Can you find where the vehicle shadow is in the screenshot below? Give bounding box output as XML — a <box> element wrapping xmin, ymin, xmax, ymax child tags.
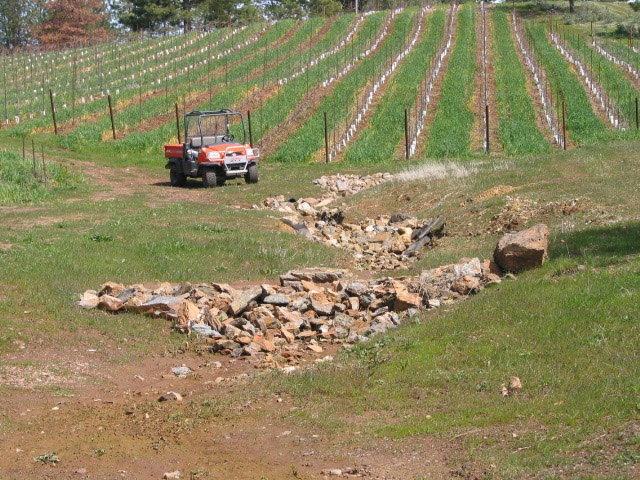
<box><xmin>152</xmin><ymin>179</ymin><xmax>248</xmax><ymax>189</ymax></box>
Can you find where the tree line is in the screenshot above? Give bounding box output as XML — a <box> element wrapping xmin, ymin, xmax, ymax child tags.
<box><xmin>0</xmin><ymin>0</ymin><xmax>422</xmax><ymax>50</ymax></box>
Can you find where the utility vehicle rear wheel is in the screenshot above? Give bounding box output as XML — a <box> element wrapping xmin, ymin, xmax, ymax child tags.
<box><xmin>202</xmin><ymin>169</ymin><xmax>217</xmax><ymax>188</ymax></box>
<box><xmin>170</xmin><ymin>168</ymin><xmax>187</xmax><ymax>187</ymax></box>
<box><xmin>245</xmin><ymin>164</ymin><xmax>259</xmax><ymax>184</ymax></box>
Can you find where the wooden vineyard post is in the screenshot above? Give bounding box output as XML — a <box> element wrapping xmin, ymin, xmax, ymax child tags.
<box><xmin>324</xmin><ymin>112</ymin><xmax>330</xmax><ymax>163</ymax></box>
<box><xmin>485</xmin><ymin>104</ymin><xmax>490</xmax><ymax>153</ymax></box>
<box><xmin>404</xmin><ymin>109</ymin><xmax>410</xmax><ymax>160</ymax></box>
<box><xmin>32</xmin><ymin>139</ymin><xmax>36</xmax><ymax>177</ymax></box>
<box><xmin>562</xmin><ymin>101</ymin><xmax>567</xmax><ymax>150</ymax></box>
<box><xmin>636</xmin><ymin>97</ymin><xmax>639</xmax><ymax>130</ymax></box>
<box><xmin>175</xmin><ymin>103</ymin><xmax>181</xmax><ymax>143</ymax></box>
<box><xmin>41</xmin><ymin>146</ymin><xmax>47</xmax><ymax>183</ymax></box>
<box><xmin>247</xmin><ymin>110</ymin><xmax>253</xmax><ymax>147</ymax></box>
<box><xmin>107</xmin><ymin>95</ymin><xmax>117</xmax><ymax>140</ymax></box>
<box><xmin>49</xmin><ymin>89</ymin><xmax>58</xmax><ymax>135</ymax></box>
<box><xmin>2</xmin><ymin>53</ymin><xmax>7</xmax><ymax>123</ymax></box>
<box><xmin>72</xmin><ymin>55</ymin><xmax>77</xmax><ymax>125</ymax></box>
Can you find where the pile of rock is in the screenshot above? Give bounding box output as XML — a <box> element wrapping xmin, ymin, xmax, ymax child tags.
<box><xmin>255</xmin><ymin>173</ymin><xmax>440</xmax><ymax>271</ymax></box>
<box><xmin>312</xmin><ymin>172</ymin><xmax>394</xmax><ymax>195</ymax></box>
<box><xmin>253</xmin><ymin>173</ymin><xmax>393</xmax><ymax>214</ymax></box>
<box><xmin>281</xmin><ymin>212</ymin><xmax>443</xmax><ymax>271</ymax></box>
<box><xmin>77</xmin><ymin>259</ymin><xmax>501</xmax><ymax>369</ymax></box>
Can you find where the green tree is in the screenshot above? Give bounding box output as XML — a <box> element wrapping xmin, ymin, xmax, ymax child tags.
<box><xmin>111</xmin><ymin>0</ymin><xmax>180</xmax><ymax>32</ymax></box>
<box><xmin>199</xmin><ymin>0</ymin><xmax>263</xmax><ymax>26</ymax></box>
<box><xmin>264</xmin><ymin>0</ymin><xmax>307</xmax><ymax>20</ymax></box>
<box><xmin>199</xmin><ymin>0</ymin><xmax>236</xmax><ymax>26</ymax></box>
<box><xmin>309</xmin><ymin>0</ymin><xmax>342</xmax><ymax>16</ymax></box>
<box><xmin>0</xmin><ymin>0</ymin><xmax>46</xmax><ymax>48</ymax></box>
<box><xmin>111</xmin><ymin>0</ymin><xmax>205</xmax><ymax>33</ymax></box>
<box><xmin>236</xmin><ymin>1</ymin><xmax>262</xmax><ymax>24</ymax></box>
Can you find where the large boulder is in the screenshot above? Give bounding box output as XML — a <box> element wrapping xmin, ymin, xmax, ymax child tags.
<box><xmin>494</xmin><ymin>224</ymin><xmax>549</xmax><ymax>272</ymax></box>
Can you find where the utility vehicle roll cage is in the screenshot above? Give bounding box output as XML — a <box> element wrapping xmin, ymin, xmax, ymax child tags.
<box><xmin>184</xmin><ymin>109</ymin><xmax>247</xmax><ymax>148</ymax></box>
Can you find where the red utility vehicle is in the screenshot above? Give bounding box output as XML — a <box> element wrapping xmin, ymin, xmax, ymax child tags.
<box><xmin>164</xmin><ymin>109</ymin><xmax>259</xmax><ymax>187</ymax></box>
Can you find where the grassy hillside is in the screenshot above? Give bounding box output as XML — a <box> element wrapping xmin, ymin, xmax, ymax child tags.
<box><xmin>0</xmin><ymin>3</ymin><xmax>639</xmax><ymax>478</ymax></box>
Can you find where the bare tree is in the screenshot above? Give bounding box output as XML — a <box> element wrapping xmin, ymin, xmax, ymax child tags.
<box><xmin>34</xmin><ymin>0</ymin><xmax>111</xmax><ymax>47</ymax></box>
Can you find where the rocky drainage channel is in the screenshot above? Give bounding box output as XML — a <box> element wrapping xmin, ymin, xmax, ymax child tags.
<box><xmin>77</xmin><ymin>223</ymin><xmax>548</xmax><ymax>370</ymax></box>
<box><xmin>252</xmin><ymin>173</ymin><xmax>442</xmax><ymax>271</ymax></box>
<box><xmin>78</xmin><ymin>258</ymin><xmax>503</xmax><ymax>370</ymax></box>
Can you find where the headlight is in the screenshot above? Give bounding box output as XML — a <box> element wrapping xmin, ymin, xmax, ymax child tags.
<box><xmin>206</xmin><ymin>151</ymin><xmax>222</xmax><ymax>159</ymax></box>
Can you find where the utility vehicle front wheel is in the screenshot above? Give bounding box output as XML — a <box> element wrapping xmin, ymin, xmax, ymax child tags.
<box><xmin>245</xmin><ymin>164</ymin><xmax>259</xmax><ymax>184</ymax></box>
<box><xmin>202</xmin><ymin>169</ymin><xmax>217</xmax><ymax>188</ymax></box>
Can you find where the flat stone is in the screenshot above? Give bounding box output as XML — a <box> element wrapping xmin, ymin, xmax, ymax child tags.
<box><xmin>280</xmin><ymin>326</ymin><xmax>295</xmax><ymax>344</ymax></box>
<box><xmin>452</xmin><ymin>275</ymin><xmax>482</xmax><ymax>295</ymax></box>
<box><xmin>229</xmin><ymin>285</ymin><xmax>263</xmax><ymax>316</ymax></box>
<box><xmin>76</xmin><ymin>290</ymin><xmax>99</xmax><ymax>309</ymax></box>
<box><xmin>97</xmin><ymin>295</ymin><xmax>124</xmax><ymax>312</ymax></box>
<box><xmin>99</xmin><ymin>281</ymin><xmax>125</xmax><ymax>297</ymax></box>
<box><xmin>311</xmin><ymin>299</ymin><xmax>334</xmax><ymax>316</ymax></box>
<box><xmin>333</xmin><ymin>312</ymin><xmax>355</xmax><ymax>328</ymax></box>
<box><xmin>280</xmin><ymin>268</ymin><xmax>348</xmax><ymax>284</ymax></box>
<box><xmin>261</xmin><ymin>284</ymin><xmax>278</xmax><ymax>296</ymax></box>
<box><xmin>262</xmin><ymin>294</ymin><xmax>291</xmax><ymax>306</ymax></box>
<box><xmin>138</xmin><ymin>295</ymin><xmax>183</xmax><ymax>312</ymax></box>
<box><xmin>453</xmin><ymin>257</ymin><xmax>483</xmax><ymax>277</ymax></box>
<box><xmin>392</xmin><ymin>281</ymin><xmax>423</xmax><ymax>311</ymax></box>
<box><xmin>275</xmin><ymin>306</ymin><xmax>304</xmax><ymax>325</ymax></box>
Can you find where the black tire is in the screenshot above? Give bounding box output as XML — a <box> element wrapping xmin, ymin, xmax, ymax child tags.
<box><xmin>170</xmin><ymin>167</ymin><xmax>187</xmax><ymax>187</ymax></box>
<box><xmin>245</xmin><ymin>164</ymin><xmax>259</xmax><ymax>184</ymax></box>
<box><xmin>216</xmin><ymin>174</ymin><xmax>227</xmax><ymax>186</ymax></box>
<box><xmin>202</xmin><ymin>169</ymin><xmax>217</xmax><ymax>188</ymax></box>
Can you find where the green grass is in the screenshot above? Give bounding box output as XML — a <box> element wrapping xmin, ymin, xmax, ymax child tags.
<box><xmin>526</xmin><ymin>21</ymin><xmax>611</xmax><ymax>145</ymax></box>
<box><xmin>0</xmin><ymin>149</ymin><xmax>81</xmax><ymax>205</ymax></box>
<box><xmin>493</xmin><ymin>7</ymin><xmax>551</xmax><ymax>155</ymax></box>
<box><xmin>263</xmin><ymin>138</ymin><xmax>640</xmax><ymax>478</ymax></box>
<box><xmin>343</xmin><ymin>7</ymin><xmax>447</xmax><ymax>164</ymax></box>
<box><xmin>273</xmin><ymin>227</ymin><xmax>640</xmax><ymax>477</ymax></box>
<box><xmin>559</xmin><ymin>27</ymin><xmax>640</xmax><ymax>132</ymax></box>
<box><xmin>425</xmin><ymin>3</ymin><xmax>477</xmax><ymax>158</ymax></box>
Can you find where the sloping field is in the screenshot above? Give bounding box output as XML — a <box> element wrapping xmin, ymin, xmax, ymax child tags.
<box><xmin>2</xmin><ymin>3</ymin><xmax>640</xmax><ymax>162</ymax></box>
<box><xmin>0</xmin><ymin>4</ymin><xmax>639</xmax><ymax>479</ymax></box>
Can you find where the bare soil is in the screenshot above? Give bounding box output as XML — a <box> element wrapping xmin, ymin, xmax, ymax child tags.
<box><xmin>0</xmin><ymin>162</ymin><xmax>463</xmax><ymax>480</ymax></box>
